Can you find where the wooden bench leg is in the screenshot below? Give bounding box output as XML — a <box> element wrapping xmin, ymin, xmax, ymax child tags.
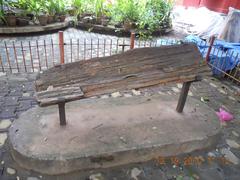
<box><xmin>176</xmin><ymin>81</ymin><xmax>192</xmax><ymax>113</ymax></box>
<box><xmin>58</xmin><ymin>102</ymin><xmax>66</xmax><ymax>126</ymax></box>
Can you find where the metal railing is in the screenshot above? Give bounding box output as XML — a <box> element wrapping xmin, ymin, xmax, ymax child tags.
<box><xmin>0</xmin><ymin>32</ymin><xmax>163</xmax><ymax>73</ymax></box>
<box><xmin>0</xmin><ymin>32</ymin><xmax>239</xmax><ymax>85</ymax></box>
<box><xmin>191</xmin><ymin>36</ymin><xmax>240</xmax><ymax>85</ymax></box>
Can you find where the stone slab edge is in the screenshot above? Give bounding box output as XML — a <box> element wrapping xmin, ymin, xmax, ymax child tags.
<box><xmin>8</xmin><ymin>121</ymin><xmax>221</xmax><ymax>175</ymax></box>
<box><xmin>0</xmin><ymin>21</ymin><xmax>70</xmax><ymax>34</ymax></box>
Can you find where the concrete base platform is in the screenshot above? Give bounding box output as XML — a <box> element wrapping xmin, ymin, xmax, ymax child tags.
<box><xmin>9</xmin><ymin>94</ymin><xmax>221</xmax><ymax>175</ymax></box>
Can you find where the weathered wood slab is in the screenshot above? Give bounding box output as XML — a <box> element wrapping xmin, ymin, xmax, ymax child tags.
<box><xmin>36</xmin><ymin>85</ymin><xmax>84</xmax><ymax>107</ymax></box>
<box><xmin>36</xmin><ymin>43</ymin><xmax>210</xmax><ymax>101</ymax></box>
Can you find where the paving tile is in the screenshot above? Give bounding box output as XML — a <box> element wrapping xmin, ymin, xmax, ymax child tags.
<box><xmin>3</xmin><ymin>97</ymin><xmax>19</xmax><ymax>106</ymax></box>
<box><xmin>0</xmin><ymin>119</ymin><xmax>12</xmax><ymax>130</ymax></box>
<box><xmin>0</xmin><ymin>106</ymin><xmax>17</xmax><ymax>119</ymax></box>
<box><xmin>8</xmin><ymin>90</ymin><xmax>23</xmax><ymax>97</ymax></box>
<box><xmin>16</xmin><ymin>101</ymin><xmax>32</xmax><ymax>112</ymax></box>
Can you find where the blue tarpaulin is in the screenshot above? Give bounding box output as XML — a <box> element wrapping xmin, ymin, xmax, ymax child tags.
<box><xmin>185</xmin><ymin>35</ymin><xmax>240</xmax><ymax>75</ymax></box>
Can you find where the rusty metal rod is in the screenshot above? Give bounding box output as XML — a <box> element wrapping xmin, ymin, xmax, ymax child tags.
<box><xmin>20</xmin><ymin>41</ymin><xmax>27</xmax><ymax>72</ymax></box>
<box><xmin>36</xmin><ymin>40</ymin><xmax>42</xmax><ymax>71</ymax></box>
<box><xmin>58</xmin><ymin>102</ymin><xmax>66</xmax><ymax>126</ymax></box>
<box><xmin>0</xmin><ymin>55</ymin><xmax>4</xmax><ymax>72</ymax></box>
<box><xmin>176</xmin><ymin>81</ymin><xmax>192</xmax><ymax>113</ymax></box>
<box><xmin>13</xmin><ymin>42</ymin><xmax>20</xmax><ymax>72</ymax></box>
<box><xmin>130</xmin><ymin>32</ymin><xmax>135</xmax><ymax>49</ymax></box>
<box><xmin>59</xmin><ymin>31</ymin><xmax>65</xmax><ymax>64</ymax></box>
<box><xmin>28</xmin><ymin>41</ymin><xmax>34</xmax><ymax>72</ymax></box>
<box><xmin>44</xmin><ymin>40</ymin><xmax>48</xmax><ymax>69</ymax></box>
<box><xmin>4</xmin><ymin>42</ymin><xmax>12</xmax><ymax>73</ymax></box>
<box><xmin>51</xmin><ymin>39</ymin><xmax>55</xmax><ymax>66</ymax></box>
<box><xmin>206</xmin><ymin>36</ymin><xmax>216</xmax><ymax>62</ymax></box>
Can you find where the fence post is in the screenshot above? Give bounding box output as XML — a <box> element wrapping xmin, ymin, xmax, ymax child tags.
<box><xmin>130</xmin><ymin>32</ymin><xmax>135</xmax><ymax>49</ymax></box>
<box><xmin>205</xmin><ymin>36</ymin><xmax>215</xmax><ymax>62</ymax></box>
<box><xmin>59</xmin><ymin>31</ymin><xmax>65</xmax><ymax>64</ymax></box>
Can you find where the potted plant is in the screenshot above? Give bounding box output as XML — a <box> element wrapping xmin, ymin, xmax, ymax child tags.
<box><xmin>110</xmin><ymin>0</ymin><xmax>139</xmax><ymax>30</ymax></box>
<box><xmin>17</xmin><ymin>12</ymin><xmax>30</xmax><ymax>26</ymax></box>
<box><xmin>94</xmin><ymin>0</ymin><xmax>104</xmax><ymax>24</ymax></box>
<box><xmin>46</xmin><ymin>0</ymin><xmax>56</xmax><ymax>24</ymax></box>
<box><xmin>7</xmin><ymin>0</ymin><xmax>31</xmax><ymax>26</ymax></box>
<box><xmin>68</xmin><ymin>7</ymin><xmax>75</xmax><ymax>16</ymax></box>
<box><xmin>28</xmin><ymin>0</ymin><xmax>48</xmax><ymax>26</ymax></box>
<box><xmin>121</xmin><ymin>0</ymin><xmax>139</xmax><ymax>31</ymax></box>
<box><xmin>5</xmin><ymin>11</ymin><xmax>17</xmax><ymax>26</ymax></box>
<box><xmin>38</xmin><ymin>13</ymin><xmax>48</xmax><ymax>25</ymax></box>
<box><xmin>100</xmin><ymin>2</ymin><xmax>112</xmax><ymax>26</ymax></box>
<box><xmin>101</xmin><ymin>17</ymin><xmax>109</xmax><ymax>26</ymax></box>
<box><xmin>0</xmin><ymin>0</ymin><xmax>16</xmax><ymax>26</ymax></box>
<box><xmin>101</xmin><ymin>14</ymin><xmax>110</xmax><ymax>26</ymax></box>
<box><xmin>136</xmin><ymin>0</ymin><xmax>173</xmax><ymax>38</ymax></box>
<box><xmin>0</xmin><ymin>0</ymin><xmax>5</xmax><ymax>26</ymax></box>
<box><xmin>72</xmin><ymin>0</ymin><xmax>83</xmax><ymax>20</ymax></box>
<box><xmin>55</xmin><ymin>0</ymin><xmax>67</xmax><ymax>22</ymax></box>
<box><xmin>0</xmin><ymin>11</ymin><xmax>4</xmax><ymax>26</ymax></box>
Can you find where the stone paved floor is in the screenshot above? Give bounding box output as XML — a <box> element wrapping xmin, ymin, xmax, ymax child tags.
<box><xmin>0</xmin><ymin>72</ymin><xmax>239</xmax><ymax>180</ymax></box>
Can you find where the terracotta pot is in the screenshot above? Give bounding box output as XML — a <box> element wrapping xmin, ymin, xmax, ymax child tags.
<box><xmin>26</xmin><ymin>13</ymin><xmax>34</xmax><ymax>20</ymax></box>
<box><xmin>82</xmin><ymin>16</ymin><xmax>89</xmax><ymax>23</ymax></box>
<box><xmin>114</xmin><ymin>22</ymin><xmax>122</xmax><ymax>28</ymax></box>
<box><xmin>5</xmin><ymin>15</ymin><xmax>17</xmax><ymax>26</ymax></box>
<box><xmin>17</xmin><ymin>17</ymin><xmax>29</xmax><ymax>26</ymax></box>
<box><xmin>47</xmin><ymin>15</ymin><xmax>54</xmax><ymax>24</ymax></box>
<box><xmin>59</xmin><ymin>15</ymin><xmax>66</xmax><ymax>22</ymax></box>
<box><xmin>68</xmin><ymin>9</ymin><xmax>75</xmax><ymax>16</ymax></box>
<box><xmin>95</xmin><ymin>17</ymin><xmax>102</xmax><ymax>24</ymax></box>
<box><xmin>82</xmin><ymin>13</ymin><xmax>93</xmax><ymax>17</ymax></box>
<box><xmin>0</xmin><ymin>19</ymin><xmax>5</xmax><ymax>26</ymax></box>
<box><xmin>38</xmin><ymin>15</ymin><xmax>48</xmax><ymax>26</ymax></box>
<box><xmin>53</xmin><ymin>15</ymin><xmax>59</xmax><ymax>22</ymax></box>
<box><xmin>101</xmin><ymin>18</ymin><xmax>109</xmax><ymax>26</ymax></box>
<box><xmin>123</xmin><ymin>21</ymin><xmax>133</xmax><ymax>31</ymax></box>
<box><xmin>77</xmin><ymin>14</ymin><xmax>82</xmax><ymax>21</ymax></box>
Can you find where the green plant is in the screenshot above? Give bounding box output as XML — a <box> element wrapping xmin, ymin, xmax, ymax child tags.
<box><xmin>110</xmin><ymin>0</ymin><xmax>140</xmax><ymax>24</ymax></box>
<box><xmin>94</xmin><ymin>0</ymin><xmax>104</xmax><ymax>18</ymax></box>
<box><xmin>82</xmin><ymin>0</ymin><xmax>95</xmax><ymax>14</ymax></box>
<box><xmin>28</xmin><ymin>0</ymin><xmax>47</xmax><ymax>16</ymax></box>
<box><xmin>0</xmin><ymin>0</ymin><xmax>174</xmax><ymax>36</ymax></box>
<box><xmin>72</xmin><ymin>0</ymin><xmax>83</xmax><ymax>17</ymax></box>
<box><xmin>55</xmin><ymin>0</ymin><xmax>67</xmax><ymax>15</ymax></box>
<box><xmin>137</xmin><ymin>0</ymin><xmax>173</xmax><ymax>39</ymax></box>
<box><xmin>0</xmin><ymin>0</ymin><xmax>5</xmax><ymax>23</ymax></box>
<box><xmin>46</xmin><ymin>0</ymin><xmax>57</xmax><ymax>16</ymax></box>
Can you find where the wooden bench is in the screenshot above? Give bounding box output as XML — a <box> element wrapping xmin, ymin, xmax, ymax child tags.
<box><xmin>35</xmin><ymin>43</ymin><xmax>210</xmax><ymax>126</ymax></box>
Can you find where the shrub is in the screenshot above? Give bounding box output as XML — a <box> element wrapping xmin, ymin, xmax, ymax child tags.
<box><xmin>138</xmin><ymin>0</ymin><xmax>173</xmax><ymax>38</ymax></box>
<box><xmin>110</xmin><ymin>0</ymin><xmax>140</xmax><ymax>24</ymax></box>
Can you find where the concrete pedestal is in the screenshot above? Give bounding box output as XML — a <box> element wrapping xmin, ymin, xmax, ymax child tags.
<box><xmin>9</xmin><ymin>94</ymin><xmax>221</xmax><ymax>175</ymax></box>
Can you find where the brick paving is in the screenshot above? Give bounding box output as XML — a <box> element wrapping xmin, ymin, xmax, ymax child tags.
<box><xmin>0</xmin><ymin>71</ymin><xmax>239</xmax><ymax>180</ymax></box>
<box><xmin>0</xmin><ymin>74</ymin><xmax>36</xmax><ymax>120</ymax></box>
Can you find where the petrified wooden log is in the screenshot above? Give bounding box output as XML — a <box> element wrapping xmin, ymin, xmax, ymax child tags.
<box><xmin>36</xmin><ymin>43</ymin><xmax>210</xmax><ymax>106</ymax></box>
